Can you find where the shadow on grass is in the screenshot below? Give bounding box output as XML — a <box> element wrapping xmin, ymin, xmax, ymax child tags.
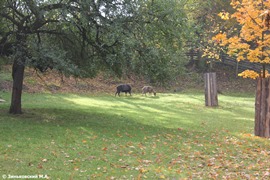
<box><xmin>0</xmin><ymin>93</ymin><xmax>255</xmax><ymax>144</ymax></box>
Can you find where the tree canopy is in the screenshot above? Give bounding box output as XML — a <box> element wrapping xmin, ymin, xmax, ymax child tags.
<box><xmin>0</xmin><ymin>0</ymin><xmax>190</xmax><ymax>113</ymax></box>
<box><xmin>0</xmin><ymin>0</ymin><xmax>190</xmax><ymax>79</ymax></box>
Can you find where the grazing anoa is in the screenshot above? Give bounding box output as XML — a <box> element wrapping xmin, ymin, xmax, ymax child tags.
<box><xmin>142</xmin><ymin>86</ymin><xmax>156</xmax><ymax>96</ymax></box>
<box><xmin>115</xmin><ymin>84</ymin><xmax>132</xmax><ymax>96</ymax></box>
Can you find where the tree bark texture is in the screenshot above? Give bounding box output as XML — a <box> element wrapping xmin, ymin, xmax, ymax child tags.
<box><xmin>9</xmin><ymin>34</ymin><xmax>26</xmax><ymax>114</ymax></box>
<box><xmin>254</xmin><ymin>77</ymin><xmax>270</xmax><ymax>138</ymax></box>
<box><xmin>204</xmin><ymin>72</ymin><xmax>218</xmax><ymax>107</ymax></box>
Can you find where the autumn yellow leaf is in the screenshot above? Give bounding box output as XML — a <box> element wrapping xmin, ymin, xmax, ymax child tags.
<box><xmin>155</xmin><ymin>167</ymin><xmax>162</xmax><ymax>173</ymax></box>
<box><xmin>218</xmin><ymin>12</ymin><xmax>230</xmax><ymax>20</ymax></box>
<box><xmin>139</xmin><ymin>168</ymin><xmax>148</xmax><ymax>173</ymax></box>
<box><xmin>238</xmin><ymin>70</ymin><xmax>259</xmax><ymax>79</ymax></box>
<box><xmin>243</xmin><ymin>133</ymin><xmax>252</xmax><ymax>137</ymax></box>
<box><xmin>212</xmin><ymin>33</ymin><xmax>227</xmax><ymax>44</ymax></box>
<box><xmin>159</xmin><ymin>175</ymin><xmax>166</xmax><ymax>179</ymax></box>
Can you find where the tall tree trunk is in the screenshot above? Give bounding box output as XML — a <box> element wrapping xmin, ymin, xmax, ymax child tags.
<box><xmin>254</xmin><ymin>77</ymin><xmax>270</xmax><ymax>138</ymax></box>
<box><xmin>9</xmin><ymin>34</ymin><xmax>26</xmax><ymax>114</ymax></box>
<box><xmin>9</xmin><ymin>60</ymin><xmax>25</xmax><ymax>114</ymax></box>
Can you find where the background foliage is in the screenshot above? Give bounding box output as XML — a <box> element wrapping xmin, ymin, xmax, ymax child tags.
<box><xmin>0</xmin><ymin>0</ymin><xmax>192</xmax><ymax>84</ymax></box>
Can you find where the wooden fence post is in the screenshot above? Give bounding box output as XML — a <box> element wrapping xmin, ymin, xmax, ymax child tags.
<box><xmin>254</xmin><ymin>77</ymin><xmax>270</xmax><ymax>138</ymax></box>
<box><xmin>204</xmin><ymin>72</ymin><xmax>218</xmax><ymax>106</ymax></box>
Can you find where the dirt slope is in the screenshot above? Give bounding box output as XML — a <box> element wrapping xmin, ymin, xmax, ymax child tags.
<box><xmin>0</xmin><ymin>65</ymin><xmax>257</xmax><ymax>95</ymax></box>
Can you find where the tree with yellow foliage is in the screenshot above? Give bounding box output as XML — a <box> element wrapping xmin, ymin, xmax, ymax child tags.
<box><xmin>214</xmin><ymin>0</ymin><xmax>270</xmax><ymax>138</ymax></box>
<box><xmin>214</xmin><ymin>0</ymin><xmax>270</xmax><ymax>78</ymax></box>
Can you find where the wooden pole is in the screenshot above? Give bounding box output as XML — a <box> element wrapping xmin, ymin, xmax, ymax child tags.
<box><xmin>204</xmin><ymin>72</ymin><xmax>218</xmax><ymax>107</ymax></box>
<box><xmin>236</xmin><ymin>61</ymin><xmax>239</xmax><ymax>77</ymax></box>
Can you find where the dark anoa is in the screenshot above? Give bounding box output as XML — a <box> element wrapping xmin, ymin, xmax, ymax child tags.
<box><xmin>115</xmin><ymin>84</ymin><xmax>132</xmax><ymax>96</ymax></box>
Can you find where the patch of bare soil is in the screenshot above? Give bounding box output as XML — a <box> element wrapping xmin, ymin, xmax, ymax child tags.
<box><xmin>0</xmin><ymin>66</ymin><xmax>163</xmax><ymax>94</ymax></box>
<box><xmin>0</xmin><ymin>65</ymin><xmax>257</xmax><ymax>95</ymax></box>
<box><xmin>215</xmin><ymin>65</ymin><xmax>256</xmax><ymax>94</ymax></box>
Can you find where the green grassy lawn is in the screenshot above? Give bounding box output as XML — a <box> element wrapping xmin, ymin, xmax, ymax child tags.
<box><xmin>0</xmin><ymin>92</ymin><xmax>269</xmax><ymax>179</ymax></box>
